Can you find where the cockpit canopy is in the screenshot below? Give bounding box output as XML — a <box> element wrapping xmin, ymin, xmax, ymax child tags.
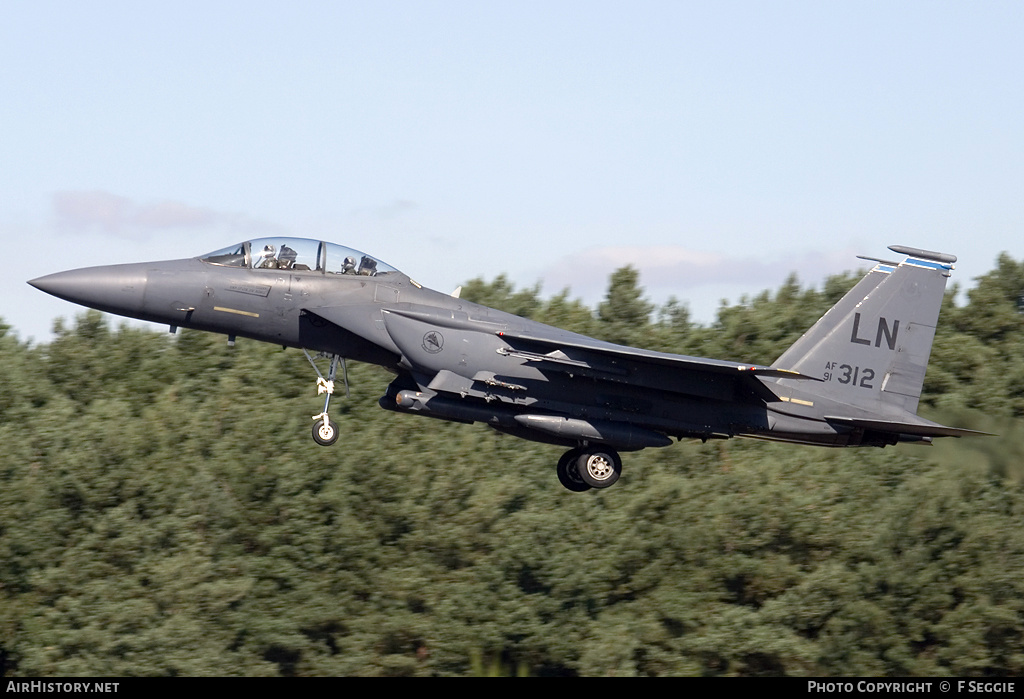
<box><xmin>200</xmin><ymin>237</ymin><xmax>399</xmax><ymax>277</ymax></box>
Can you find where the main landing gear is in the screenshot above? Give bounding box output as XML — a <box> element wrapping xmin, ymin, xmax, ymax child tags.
<box><xmin>303</xmin><ymin>350</ymin><xmax>348</xmax><ymax>446</ymax></box>
<box><xmin>556</xmin><ymin>446</ymin><xmax>623</xmax><ymax>492</ymax></box>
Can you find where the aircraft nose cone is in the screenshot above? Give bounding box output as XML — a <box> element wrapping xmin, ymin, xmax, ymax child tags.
<box><xmin>29</xmin><ymin>269</ymin><xmax>95</xmax><ymax>299</ymax></box>
<box><xmin>28</xmin><ymin>264</ymin><xmax>148</xmax><ymax>315</ymax></box>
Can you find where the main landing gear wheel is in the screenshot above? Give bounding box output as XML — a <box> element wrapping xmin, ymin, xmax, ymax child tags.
<box><xmin>576</xmin><ymin>448</ymin><xmax>622</xmax><ymax>489</ymax></box>
<box><xmin>556</xmin><ymin>448</ymin><xmax>591</xmax><ymax>492</ymax></box>
<box><xmin>312</xmin><ymin>415</ymin><xmax>340</xmax><ymax>446</ymax></box>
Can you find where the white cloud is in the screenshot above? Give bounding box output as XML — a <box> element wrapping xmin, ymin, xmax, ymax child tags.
<box><xmin>51</xmin><ymin>190</ymin><xmax>283</xmax><ymax>240</ymax></box>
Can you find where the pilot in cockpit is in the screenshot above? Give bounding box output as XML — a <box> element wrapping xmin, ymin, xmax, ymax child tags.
<box><xmin>342</xmin><ymin>256</ymin><xmax>357</xmax><ymax>274</ymax></box>
<box><xmin>358</xmin><ymin>256</ymin><xmax>377</xmax><ymax>276</ymax></box>
<box><xmin>278</xmin><ymin>244</ymin><xmax>297</xmax><ymax>269</ymax></box>
<box><xmin>258</xmin><ymin>244</ymin><xmax>277</xmax><ymax>268</ymax></box>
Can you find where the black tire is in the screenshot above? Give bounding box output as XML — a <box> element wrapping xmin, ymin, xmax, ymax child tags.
<box><xmin>576</xmin><ymin>448</ymin><xmax>622</xmax><ymax>489</ymax></box>
<box><xmin>556</xmin><ymin>448</ymin><xmax>590</xmax><ymax>492</ymax></box>
<box><xmin>312</xmin><ymin>417</ymin><xmax>340</xmax><ymax>446</ymax></box>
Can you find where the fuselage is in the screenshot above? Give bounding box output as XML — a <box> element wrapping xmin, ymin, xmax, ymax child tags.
<box><xmin>33</xmin><ymin>235</ymin><xmax>964</xmax><ymax>462</ymax></box>
<box><xmin>30</xmin><ymin>243</ymin><xmax>852</xmax><ymax>450</ymax></box>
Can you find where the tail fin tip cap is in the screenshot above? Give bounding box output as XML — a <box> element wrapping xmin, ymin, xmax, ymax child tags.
<box><xmin>888</xmin><ymin>245</ymin><xmax>957</xmax><ymax>265</ymax></box>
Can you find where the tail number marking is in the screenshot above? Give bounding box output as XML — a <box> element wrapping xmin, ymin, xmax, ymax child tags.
<box><xmin>850</xmin><ymin>313</ymin><xmax>899</xmax><ymax>350</ymax></box>
<box><xmin>824</xmin><ymin>362</ymin><xmax>875</xmax><ymax>389</ymax></box>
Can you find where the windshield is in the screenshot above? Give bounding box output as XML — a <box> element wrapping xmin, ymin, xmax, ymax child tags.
<box><xmin>200</xmin><ymin>237</ymin><xmax>399</xmax><ymax>277</ymax></box>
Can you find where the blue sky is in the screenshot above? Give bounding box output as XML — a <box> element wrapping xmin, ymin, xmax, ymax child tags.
<box><xmin>3</xmin><ymin>1</ymin><xmax>1022</xmax><ymax>344</ymax></box>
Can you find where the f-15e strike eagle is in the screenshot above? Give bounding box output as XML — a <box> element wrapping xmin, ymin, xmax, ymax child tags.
<box><xmin>30</xmin><ymin>239</ymin><xmax>981</xmax><ymax>492</ymax></box>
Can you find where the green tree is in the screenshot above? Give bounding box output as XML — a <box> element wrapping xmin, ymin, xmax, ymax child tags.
<box><xmin>597</xmin><ymin>266</ymin><xmax>654</xmax><ymax>346</ymax></box>
<box><xmin>3</xmin><ymin>253</ymin><xmax>1024</xmax><ymax>677</ymax></box>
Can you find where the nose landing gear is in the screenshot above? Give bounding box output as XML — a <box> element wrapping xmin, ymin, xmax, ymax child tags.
<box><xmin>303</xmin><ymin>350</ymin><xmax>348</xmax><ymax>446</ymax></box>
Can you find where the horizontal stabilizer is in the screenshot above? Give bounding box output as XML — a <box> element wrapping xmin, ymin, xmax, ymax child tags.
<box><xmin>825</xmin><ymin>415</ymin><xmax>993</xmax><ymax>439</ymax></box>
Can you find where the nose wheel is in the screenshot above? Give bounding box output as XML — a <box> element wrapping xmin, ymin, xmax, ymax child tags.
<box><xmin>312</xmin><ymin>415</ymin><xmax>340</xmax><ymax>446</ymax></box>
<box><xmin>303</xmin><ymin>350</ymin><xmax>348</xmax><ymax>447</ymax></box>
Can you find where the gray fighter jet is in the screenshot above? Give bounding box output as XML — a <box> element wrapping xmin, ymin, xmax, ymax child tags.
<box><xmin>29</xmin><ymin>239</ymin><xmax>982</xmax><ymax>491</ymax></box>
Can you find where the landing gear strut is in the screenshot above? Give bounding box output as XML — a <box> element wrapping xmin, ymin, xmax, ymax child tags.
<box><xmin>303</xmin><ymin>350</ymin><xmax>348</xmax><ymax>446</ymax></box>
<box><xmin>556</xmin><ymin>445</ymin><xmax>622</xmax><ymax>491</ymax></box>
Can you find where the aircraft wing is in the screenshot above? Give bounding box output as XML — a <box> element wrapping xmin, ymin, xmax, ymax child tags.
<box><xmin>307</xmin><ymin>302</ymin><xmax>817</xmax><ymax>404</ymax></box>
<box><xmin>494</xmin><ymin>327</ymin><xmax>818</xmax><ymax>402</ymax></box>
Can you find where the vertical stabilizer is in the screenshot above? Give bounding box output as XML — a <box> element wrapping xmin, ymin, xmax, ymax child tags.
<box><xmin>772</xmin><ymin>246</ymin><xmax>955</xmax><ymax>415</ymax></box>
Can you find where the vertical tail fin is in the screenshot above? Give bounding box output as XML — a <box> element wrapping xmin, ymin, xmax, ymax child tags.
<box><xmin>772</xmin><ymin>245</ymin><xmax>955</xmax><ymax>415</ymax></box>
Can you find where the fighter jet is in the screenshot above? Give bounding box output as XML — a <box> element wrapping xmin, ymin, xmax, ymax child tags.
<box><xmin>29</xmin><ymin>238</ymin><xmax>982</xmax><ymax>491</ymax></box>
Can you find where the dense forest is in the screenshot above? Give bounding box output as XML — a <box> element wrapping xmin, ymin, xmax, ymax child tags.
<box><xmin>2</xmin><ymin>254</ymin><xmax>1023</xmax><ymax>677</ymax></box>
